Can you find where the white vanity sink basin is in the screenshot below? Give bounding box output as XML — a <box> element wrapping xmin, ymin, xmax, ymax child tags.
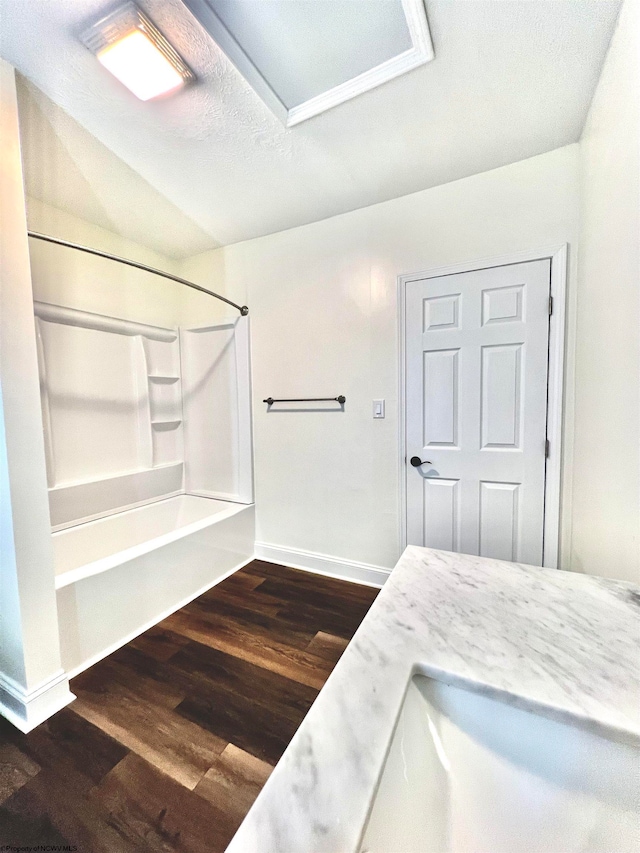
<box><xmin>360</xmin><ymin>675</ymin><xmax>640</xmax><ymax>853</ymax></box>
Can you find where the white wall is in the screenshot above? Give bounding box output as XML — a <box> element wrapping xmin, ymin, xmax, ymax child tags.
<box><xmin>181</xmin><ymin>145</ymin><xmax>580</xmax><ymax>572</ymax></box>
<box><xmin>0</xmin><ymin>59</ymin><xmax>73</xmax><ymax>731</ymax></box>
<box><xmin>26</xmin><ymin>198</ymin><xmax>223</xmax><ymax>330</ymax></box>
<box><xmin>572</xmin><ymin>0</ymin><xmax>639</xmax><ymax>584</ymax></box>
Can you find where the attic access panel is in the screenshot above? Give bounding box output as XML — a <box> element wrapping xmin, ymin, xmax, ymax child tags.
<box><xmin>181</xmin><ymin>0</ymin><xmax>433</xmax><ymax>125</ymax></box>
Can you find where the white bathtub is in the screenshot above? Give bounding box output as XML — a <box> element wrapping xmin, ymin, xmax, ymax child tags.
<box><xmin>54</xmin><ymin>495</ymin><xmax>255</xmax><ymax>676</ymax></box>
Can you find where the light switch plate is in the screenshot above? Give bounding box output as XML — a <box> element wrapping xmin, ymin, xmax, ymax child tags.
<box><xmin>373</xmin><ymin>399</ymin><xmax>385</xmax><ymax>418</ymax></box>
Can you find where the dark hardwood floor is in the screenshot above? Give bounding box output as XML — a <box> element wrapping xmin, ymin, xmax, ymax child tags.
<box><xmin>0</xmin><ymin>560</ymin><xmax>379</xmax><ymax>852</ymax></box>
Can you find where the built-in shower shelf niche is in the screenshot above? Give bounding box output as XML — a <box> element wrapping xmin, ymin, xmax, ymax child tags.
<box><xmin>34</xmin><ymin>301</ymin><xmax>253</xmax><ymax>531</ymax></box>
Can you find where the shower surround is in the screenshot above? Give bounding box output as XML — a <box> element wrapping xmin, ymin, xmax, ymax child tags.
<box><xmin>35</xmin><ymin>299</ymin><xmax>255</xmax><ymax>677</ymax></box>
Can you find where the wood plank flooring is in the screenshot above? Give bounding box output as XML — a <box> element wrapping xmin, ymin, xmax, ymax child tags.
<box><xmin>0</xmin><ymin>560</ymin><xmax>378</xmax><ymax>851</ymax></box>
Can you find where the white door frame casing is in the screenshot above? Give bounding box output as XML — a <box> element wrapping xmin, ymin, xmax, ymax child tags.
<box><xmin>398</xmin><ymin>244</ymin><xmax>568</xmax><ymax>569</ymax></box>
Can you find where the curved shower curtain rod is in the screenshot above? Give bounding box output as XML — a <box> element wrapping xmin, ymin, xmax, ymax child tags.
<box><xmin>27</xmin><ymin>231</ymin><xmax>249</xmax><ymax>316</ymax></box>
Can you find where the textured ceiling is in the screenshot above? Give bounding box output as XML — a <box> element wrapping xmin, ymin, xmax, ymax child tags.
<box><xmin>202</xmin><ymin>0</ymin><xmax>412</xmax><ymax>108</ymax></box>
<box><xmin>0</xmin><ymin>0</ymin><xmax>621</xmax><ymax>255</ymax></box>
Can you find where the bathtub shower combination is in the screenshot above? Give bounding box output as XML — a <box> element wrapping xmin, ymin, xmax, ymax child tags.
<box><xmin>34</xmin><ymin>298</ymin><xmax>255</xmax><ymax>676</ymax></box>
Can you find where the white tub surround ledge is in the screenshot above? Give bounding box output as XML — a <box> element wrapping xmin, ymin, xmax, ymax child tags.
<box><xmin>227</xmin><ymin>546</ymin><xmax>640</xmax><ymax>853</ymax></box>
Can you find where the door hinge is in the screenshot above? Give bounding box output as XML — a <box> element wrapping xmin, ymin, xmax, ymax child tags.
<box><xmin>545</xmin><ymin>439</ymin><xmax>550</xmax><ymax>458</ymax></box>
<box><xmin>548</xmin><ymin>295</ymin><xmax>553</xmax><ymax>316</ymax></box>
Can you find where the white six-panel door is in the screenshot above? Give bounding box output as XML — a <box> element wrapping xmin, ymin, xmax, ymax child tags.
<box><xmin>405</xmin><ymin>260</ymin><xmax>551</xmax><ymax>566</ymax></box>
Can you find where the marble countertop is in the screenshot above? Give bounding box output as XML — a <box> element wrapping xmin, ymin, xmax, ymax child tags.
<box><xmin>227</xmin><ymin>547</ymin><xmax>640</xmax><ymax>853</ymax></box>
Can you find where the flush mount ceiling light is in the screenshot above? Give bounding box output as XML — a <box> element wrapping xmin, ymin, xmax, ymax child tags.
<box><xmin>81</xmin><ymin>2</ymin><xmax>194</xmax><ymax>101</ymax></box>
<box><xmin>180</xmin><ymin>0</ymin><xmax>433</xmax><ymax>126</ymax></box>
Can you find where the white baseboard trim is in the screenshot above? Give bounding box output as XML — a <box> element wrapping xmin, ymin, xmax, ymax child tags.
<box><xmin>0</xmin><ymin>669</ymin><xmax>75</xmax><ymax>733</ymax></box>
<box><xmin>254</xmin><ymin>542</ymin><xmax>390</xmax><ymax>588</ymax></box>
<box><xmin>64</xmin><ymin>554</ymin><xmax>256</xmax><ymax>681</ymax></box>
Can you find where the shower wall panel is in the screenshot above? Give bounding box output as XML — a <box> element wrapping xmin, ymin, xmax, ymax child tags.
<box><xmin>181</xmin><ymin>316</ymin><xmax>253</xmax><ymax>504</ymax></box>
<box><xmin>34</xmin><ymin>301</ymin><xmax>186</xmax><ymax>528</ymax></box>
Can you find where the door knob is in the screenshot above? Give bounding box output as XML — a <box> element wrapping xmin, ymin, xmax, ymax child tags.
<box><xmin>410</xmin><ymin>456</ymin><xmax>432</xmax><ymax>467</ymax></box>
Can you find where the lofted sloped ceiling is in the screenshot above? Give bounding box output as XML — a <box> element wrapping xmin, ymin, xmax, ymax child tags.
<box><xmin>17</xmin><ymin>77</ymin><xmax>218</xmax><ymax>259</ymax></box>
<box><xmin>0</xmin><ymin>0</ymin><xmax>622</xmax><ymax>255</ymax></box>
